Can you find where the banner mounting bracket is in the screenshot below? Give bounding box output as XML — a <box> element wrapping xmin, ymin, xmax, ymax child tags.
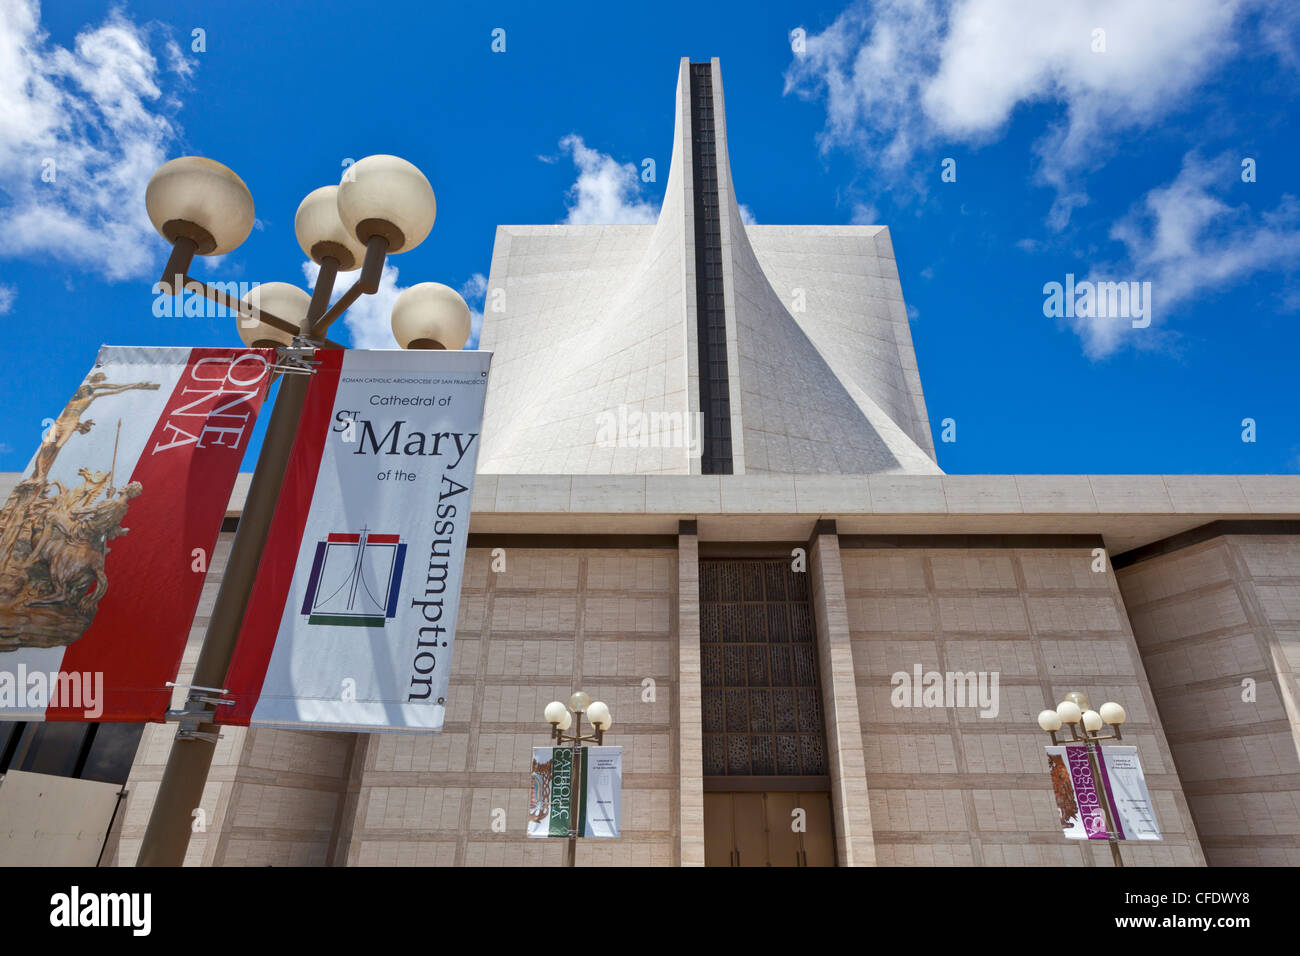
<box><xmin>164</xmin><ymin>684</ymin><xmax>236</xmax><ymax>742</ymax></box>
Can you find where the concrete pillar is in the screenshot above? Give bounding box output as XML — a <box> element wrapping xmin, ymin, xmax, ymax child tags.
<box><xmin>677</xmin><ymin>521</ymin><xmax>705</xmax><ymax>865</ymax></box>
<box><xmin>809</xmin><ymin>525</ymin><xmax>876</xmax><ymax>866</ymax></box>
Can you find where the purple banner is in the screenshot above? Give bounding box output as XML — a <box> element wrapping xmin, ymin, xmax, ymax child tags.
<box><xmin>1066</xmin><ymin>745</ymin><xmax>1110</xmax><ymax>840</ymax></box>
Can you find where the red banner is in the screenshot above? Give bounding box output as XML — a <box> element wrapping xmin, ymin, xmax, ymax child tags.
<box><xmin>0</xmin><ymin>346</ymin><xmax>274</xmax><ymax>722</ymax></box>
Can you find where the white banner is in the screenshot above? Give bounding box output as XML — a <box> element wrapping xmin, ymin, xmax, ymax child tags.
<box><xmin>1099</xmin><ymin>745</ymin><xmax>1162</xmax><ymax>841</ymax></box>
<box><xmin>220</xmin><ymin>348</ymin><xmax>491</xmax><ymax>732</ymax></box>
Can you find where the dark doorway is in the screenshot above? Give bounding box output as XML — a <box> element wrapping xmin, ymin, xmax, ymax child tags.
<box><xmin>699</xmin><ymin>558</ymin><xmax>836</xmax><ymax>865</ymax></box>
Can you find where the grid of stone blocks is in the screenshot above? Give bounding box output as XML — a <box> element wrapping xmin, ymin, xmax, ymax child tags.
<box><xmin>1117</xmin><ymin>535</ymin><xmax>1300</xmax><ymax>866</ymax></box>
<box><xmin>109</xmin><ymin>532</ymin><xmax>357</xmax><ymax>868</ymax></box>
<box><xmin>344</xmin><ymin>548</ymin><xmax>679</xmax><ymax>866</ymax></box>
<box><xmin>842</xmin><ymin>546</ymin><xmax>1205</xmax><ymax>866</ymax></box>
<box><xmin>105</xmin><ymin>528</ymin><xmax>1300</xmax><ymax>866</ymax></box>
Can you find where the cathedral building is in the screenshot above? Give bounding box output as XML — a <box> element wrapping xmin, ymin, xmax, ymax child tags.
<box><xmin>3</xmin><ymin>58</ymin><xmax>1298</xmax><ymax>867</ymax></box>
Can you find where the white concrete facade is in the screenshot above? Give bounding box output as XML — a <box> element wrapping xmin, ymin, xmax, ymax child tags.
<box><xmin>478</xmin><ymin>58</ymin><xmax>939</xmax><ymax>476</ymax></box>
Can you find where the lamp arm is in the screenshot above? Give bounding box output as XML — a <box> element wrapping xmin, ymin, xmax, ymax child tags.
<box><xmin>157</xmin><ymin>238</ymin><xmax>305</xmax><ymax>338</ymax></box>
<box><xmin>311</xmin><ymin>235</ymin><xmax>389</xmax><ymax>337</ymax></box>
<box><xmin>159</xmin><ymin>236</ymin><xmax>197</xmax><ymax>296</ymax></box>
<box><xmin>157</xmin><ymin>233</ymin><xmax>388</xmax><ymax>345</ymax></box>
<box><xmin>306</xmin><ymin>256</ymin><xmax>340</xmax><ymax>327</ymax></box>
<box><xmin>311</xmin><ymin>281</ymin><xmax>364</xmax><ymax>337</ymax></box>
<box><xmin>159</xmin><ymin>271</ymin><xmax>304</xmax><ymax>340</ymax></box>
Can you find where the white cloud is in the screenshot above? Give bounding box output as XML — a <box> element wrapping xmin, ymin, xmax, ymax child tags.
<box><xmin>739</xmin><ymin>204</ymin><xmax>757</xmax><ymax>225</ymax></box>
<box><xmin>460</xmin><ymin>272</ymin><xmax>487</xmax><ymax>300</ymax></box>
<box><xmin>0</xmin><ymin>283</ymin><xmax>14</xmax><ymax>314</ymax></box>
<box><xmin>0</xmin><ymin>1</ymin><xmax>190</xmax><ymax>279</ymax></box>
<box><xmin>303</xmin><ymin>260</ymin><xmax>403</xmax><ymax>350</ymax></box>
<box><xmin>785</xmin><ymin>0</ymin><xmax>1268</xmax><ymax>227</ymax></box>
<box><xmin>850</xmin><ymin>201</ymin><xmax>879</xmax><ymax>225</ymax></box>
<box><xmin>1072</xmin><ymin>152</ymin><xmax>1300</xmax><ymax>357</ymax></box>
<box><xmin>1260</xmin><ymin>2</ymin><xmax>1300</xmax><ymax>68</ymax></box>
<box><xmin>786</xmin><ymin>1</ymin><xmax>944</xmax><ymax>168</ymax></box>
<box><xmin>557</xmin><ymin>135</ymin><xmax>658</xmax><ymax>225</ymax></box>
<box><xmin>460</xmin><ymin>272</ymin><xmax>487</xmax><ymax>349</ymax></box>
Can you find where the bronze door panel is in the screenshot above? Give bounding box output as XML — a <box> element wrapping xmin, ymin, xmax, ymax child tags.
<box><xmin>764</xmin><ymin>791</ymin><xmax>801</xmax><ymax>867</ymax></box>
<box><xmin>703</xmin><ymin>790</ymin><xmax>837</xmax><ymax>867</ymax></box>
<box><xmin>798</xmin><ymin>791</ymin><xmax>836</xmax><ymax>867</ymax></box>
<box><xmin>703</xmin><ymin>792</ymin><xmax>733</xmax><ymax>867</ymax></box>
<box><xmin>731</xmin><ymin>792</ymin><xmax>766</xmax><ymax>867</ymax></box>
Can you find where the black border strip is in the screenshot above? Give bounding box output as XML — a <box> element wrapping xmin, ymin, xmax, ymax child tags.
<box><xmin>1110</xmin><ymin>519</ymin><xmax>1300</xmax><ymax>569</ymax></box>
<box><xmin>838</xmin><ymin>533</ymin><xmax>1104</xmax><ymax>550</ymax></box>
<box><xmin>703</xmin><ymin>775</ymin><xmax>831</xmax><ymax>792</ymax></box>
<box><xmin>698</xmin><ymin>541</ymin><xmax>804</xmax><ymax>558</ymax></box>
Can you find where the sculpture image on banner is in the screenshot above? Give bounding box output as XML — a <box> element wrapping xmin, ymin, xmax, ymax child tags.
<box><xmin>0</xmin><ymin>346</ymin><xmax>274</xmax><ymax>721</ymax></box>
<box><xmin>218</xmin><ymin>348</ymin><xmax>491</xmax><ymax>733</ymax></box>
<box><xmin>0</xmin><ymin>373</ymin><xmax>159</xmax><ymax>650</ymax></box>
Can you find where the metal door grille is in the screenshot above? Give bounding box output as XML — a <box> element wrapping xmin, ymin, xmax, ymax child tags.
<box><xmin>700</xmin><ymin>559</ymin><xmax>827</xmax><ymax>775</ymax></box>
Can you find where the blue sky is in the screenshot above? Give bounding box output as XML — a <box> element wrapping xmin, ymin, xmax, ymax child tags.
<box><xmin>1</xmin><ymin>0</ymin><xmax>1297</xmax><ymax>476</ymax></box>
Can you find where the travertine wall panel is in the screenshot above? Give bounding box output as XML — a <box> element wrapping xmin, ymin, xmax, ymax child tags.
<box><xmin>209</xmin><ymin>729</ymin><xmax>355</xmax><ymax>867</ymax></box>
<box><xmin>676</xmin><ymin>533</ymin><xmax>704</xmax><ymax>865</ymax></box>
<box><xmin>346</xmin><ymin>548</ymin><xmax>679</xmax><ymax>866</ymax></box>
<box><xmin>111</xmin><ymin>525</ymin><xmax>1299</xmax><ymax>867</ymax></box>
<box><xmin>845</xmin><ymin>546</ymin><xmax>1204</xmax><ymax>867</ymax></box>
<box><xmin>809</xmin><ymin>534</ymin><xmax>877</xmax><ymax>865</ymax></box>
<box><xmin>1117</xmin><ymin>535</ymin><xmax>1300</xmax><ymax>866</ymax></box>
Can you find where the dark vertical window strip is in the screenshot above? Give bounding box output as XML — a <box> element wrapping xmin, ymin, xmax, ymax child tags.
<box><xmin>689</xmin><ymin>63</ymin><xmax>733</xmax><ymax>474</ymax></box>
<box><xmin>0</xmin><ymin>721</ymin><xmax>22</xmax><ymax>773</ymax></box>
<box><xmin>70</xmin><ymin>723</ymin><xmax>99</xmax><ymax>779</ymax></box>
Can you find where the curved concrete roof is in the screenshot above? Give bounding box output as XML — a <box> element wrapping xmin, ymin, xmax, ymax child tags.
<box><xmin>478</xmin><ymin>58</ymin><xmax>940</xmax><ymax>477</ymax></box>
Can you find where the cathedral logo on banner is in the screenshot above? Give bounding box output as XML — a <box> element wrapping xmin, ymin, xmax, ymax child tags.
<box><xmin>301</xmin><ymin>530</ymin><xmax>407</xmax><ymax>628</ymax></box>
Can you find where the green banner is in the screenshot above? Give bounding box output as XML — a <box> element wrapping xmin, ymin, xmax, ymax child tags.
<box><xmin>548</xmin><ymin>746</ymin><xmax>573</xmax><ymax>837</ymax></box>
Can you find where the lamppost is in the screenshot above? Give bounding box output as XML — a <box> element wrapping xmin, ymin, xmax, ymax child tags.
<box><xmin>543</xmin><ymin>691</ymin><xmax>613</xmax><ymax>867</ymax></box>
<box><xmin>1036</xmin><ymin>691</ymin><xmax>1129</xmax><ymax>867</ymax></box>
<box><xmin>136</xmin><ymin>154</ymin><xmax>473</xmax><ymax>866</ymax></box>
